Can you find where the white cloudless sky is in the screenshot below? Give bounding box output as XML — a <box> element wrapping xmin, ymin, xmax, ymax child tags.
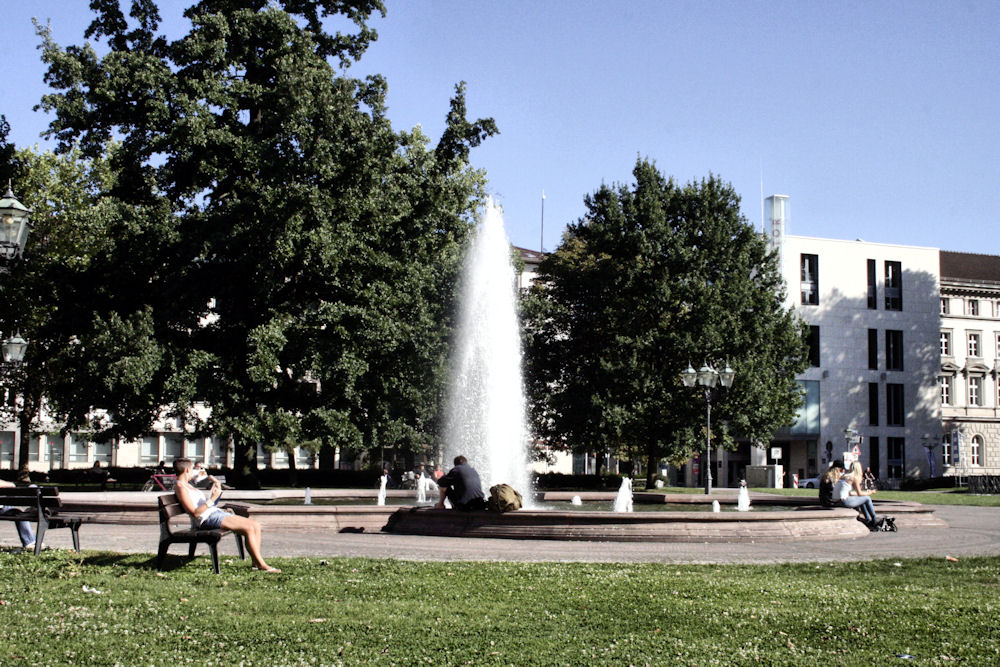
<box><xmin>2</xmin><ymin>1</ymin><xmax>997</xmax><ymax>254</ymax></box>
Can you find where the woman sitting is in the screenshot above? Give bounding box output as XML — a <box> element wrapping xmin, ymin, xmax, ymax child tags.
<box><xmin>172</xmin><ymin>458</ymin><xmax>280</xmax><ymax>573</ymax></box>
<box><xmin>834</xmin><ymin>461</ymin><xmax>882</xmax><ymax>530</ymax></box>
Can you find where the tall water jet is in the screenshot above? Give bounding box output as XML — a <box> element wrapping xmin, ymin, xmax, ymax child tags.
<box><xmin>443</xmin><ymin>199</ymin><xmax>531</xmax><ymax>500</ymax></box>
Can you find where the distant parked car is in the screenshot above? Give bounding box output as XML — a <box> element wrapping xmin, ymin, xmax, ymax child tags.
<box><xmin>798</xmin><ymin>475</ymin><xmax>821</xmax><ymax>489</ymax></box>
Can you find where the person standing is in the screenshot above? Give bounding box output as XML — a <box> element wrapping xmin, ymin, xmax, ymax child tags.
<box><xmin>434</xmin><ymin>455</ymin><xmax>486</xmax><ymax>511</ymax></box>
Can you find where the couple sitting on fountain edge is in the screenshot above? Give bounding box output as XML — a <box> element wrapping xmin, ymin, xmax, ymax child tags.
<box><xmin>434</xmin><ymin>455</ymin><xmax>487</xmax><ymax>511</ymax></box>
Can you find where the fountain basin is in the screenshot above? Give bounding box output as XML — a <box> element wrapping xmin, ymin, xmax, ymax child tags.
<box><xmin>55</xmin><ymin>491</ymin><xmax>944</xmax><ymax>542</ymax></box>
<box><xmin>382</xmin><ymin>506</ymin><xmax>879</xmax><ymax>542</ymax></box>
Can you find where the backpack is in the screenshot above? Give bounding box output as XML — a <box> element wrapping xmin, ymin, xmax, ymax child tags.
<box><xmin>488</xmin><ymin>484</ymin><xmax>523</xmax><ymax>512</ymax></box>
<box><xmin>880</xmin><ymin>517</ymin><xmax>898</xmax><ymax>532</ymax></box>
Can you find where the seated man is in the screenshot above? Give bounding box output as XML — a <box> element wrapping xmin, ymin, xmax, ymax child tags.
<box><xmin>434</xmin><ymin>455</ymin><xmax>486</xmax><ymax>511</ymax></box>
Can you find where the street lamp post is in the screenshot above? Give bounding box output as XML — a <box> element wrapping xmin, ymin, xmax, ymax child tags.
<box><xmin>0</xmin><ymin>181</ymin><xmax>31</xmax><ymax>471</ymax></box>
<box><xmin>681</xmin><ymin>362</ymin><xmax>735</xmax><ymax>495</ymax></box>
<box><xmin>0</xmin><ymin>182</ymin><xmax>32</xmax><ymax>272</ymax></box>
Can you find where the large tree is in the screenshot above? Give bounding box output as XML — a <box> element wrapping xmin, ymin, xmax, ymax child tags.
<box><xmin>35</xmin><ymin>0</ymin><xmax>495</xmax><ymax>485</ymax></box>
<box><xmin>0</xmin><ymin>144</ymin><xmax>118</xmax><ymax>469</ymax></box>
<box><xmin>523</xmin><ymin>159</ymin><xmax>808</xmax><ymax>485</ymax></box>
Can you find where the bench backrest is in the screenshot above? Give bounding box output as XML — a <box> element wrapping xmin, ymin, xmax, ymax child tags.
<box><xmin>157</xmin><ymin>493</ymin><xmax>188</xmax><ymax>538</ymax></box>
<box><xmin>0</xmin><ymin>486</ymin><xmax>63</xmax><ymax>512</ymax></box>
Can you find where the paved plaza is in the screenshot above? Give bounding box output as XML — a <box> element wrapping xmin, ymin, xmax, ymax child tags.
<box><xmin>5</xmin><ymin>502</ymin><xmax>998</xmax><ymax>564</ymax></box>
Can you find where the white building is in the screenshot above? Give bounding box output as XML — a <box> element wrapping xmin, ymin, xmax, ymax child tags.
<box><xmin>763</xmin><ymin>194</ymin><xmax>941</xmax><ymax>486</ymax></box>
<box><xmin>938</xmin><ymin>251</ymin><xmax>1000</xmax><ymax>478</ymax></box>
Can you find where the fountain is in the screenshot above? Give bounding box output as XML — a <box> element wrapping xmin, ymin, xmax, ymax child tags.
<box><xmin>613</xmin><ymin>477</ymin><xmax>633</xmax><ymax>513</ymax></box>
<box><xmin>369</xmin><ymin>199</ymin><xmax>920</xmax><ymax>541</ymax></box>
<box><xmin>377</xmin><ymin>474</ymin><xmax>388</xmax><ymax>506</ymax></box>
<box><xmin>416</xmin><ymin>472</ymin><xmax>434</xmax><ymax>504</ymax></box>
<box><xmin>737</xmin><ymin>480</ymin><xmax>751</xmax><ymax>512</ymax></box>
<box><xmin>442</xmin><ymin>198</ymin><xmax>531</xmax><ymax>499</ymax></box>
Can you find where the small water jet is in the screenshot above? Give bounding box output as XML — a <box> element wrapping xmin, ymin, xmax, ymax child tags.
<box><xmin>304</xmin><ymin>487</ymin><xmax>312</xmax><ymax>505</ymax></box>
<box><xmin>377</xmin><ymin>474</ymin><xmax>388</xmax><ymax>506</ymax></box>
<box><xmin>416</xmin><ymin>473</ymin><xmax>435</xmax><ymax>504</ymax></box>
<box><xmin>737</xmin><ymin>480</ymin><xmax>751</xmax><ymax>512</ymax></box>
<box><xmin>443</xmin><ymin>198</ymin><xmax>531</xmax><ymax>499</ymax></box>
<box><xmin>614</xmin><ymin>477</ymin><xmax>634</xmax><ymax>513</ymax></box>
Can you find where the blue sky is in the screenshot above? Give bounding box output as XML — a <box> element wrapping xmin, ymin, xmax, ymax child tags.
<box><xmin>3</xmin><ymin>1</ymin><xmax>998</xmax><ymax>254</ymax></box>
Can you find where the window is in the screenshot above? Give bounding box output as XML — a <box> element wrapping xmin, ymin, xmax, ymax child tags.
<box><xmin>868</xmin><ymin>383</ymin><xmax>879</xmax><ymax>425</ymax></box>
<box><xmin>296</xmin><ymin>446</ymin><xmax>314</xmax><ymax>468</ymax></box>
<box><xmin>886</xmin><ymin>383</ymin><xmax>904</xmax><ymax>426</ymax></box>
<box><xmin>140</xmin><ymin>436</ymin><xmax>160</xmax><ymax>466</ymax></box>
<box><xmin>94</xmin><ymin>441</ymin><xmax>112</xmax><ymax>464</ymax></box>
<box><xmin>69</xmin><ymin>433</ymin><xmax>89</xmax><ymax>463</ymax></box>
<box><xmin>867</xmin><ymin>259</ymin><xmax>877</xmax><ymax>309</ymax></box>
<box><xmin>940</xmin><ymin>331</ymin><xmax>952</xmax><ymax>356</ymax></box>
<box><xmin>884</xmin><ymin>261</ymin><xmax>902</xmax><ymax>310</ymax></box>
<box><xmin>885</xmin><ymin>330</ymin><xmax>903</xmax><ymax>371</ymax></box>
<box><xmin>996</xmin><ymin>332</ymin><xmax>1000</xmax><ymax>358</ymax></box>
<box><xmin>188</xmin><ymin>439</ymin><xmax>205</xmax><ymax>463</ymax></box>
<box><xmin>868</xmin><ymin>329</ymin><xmax>878</xmax><ymax>370</ymax></box>
<box><xmin>807</xmin><ymin>326</ymin><xmax>820</xmax><ymax>366</ymax></box>
<box><xmin>800</xmin><ymin>254</ymin><xmax>819</xmax><ymax>305</ymax></box>
<box><xmin>939</xmin><ymin>376</ymin><xmax>952</xmax><ymax>405</ymax></box>
<box><xmin>969</xmin><ymin>376</ymin><xmax>982</xmax><ymax>406</ymax></box>
<box><xmin>870</xmin><ymin>436</ymin><xmax>880</xmax><ymax>478</ymax></box>
<box><xmin>941</xmin><ymin>298</ymin><xmax>950</xmax><ymax>314</ymax></box>
<box><xmin>0</xmin><ymin>432</ymin><xmax>14</xmax><ymax>467</ymax></box>
<box><xmin>163</xmin><ymin>434</ymin><xmax>184</xmax><ymax>461</ymax></box>
<box><xmin>966</xmin><ymin>299</ymin><xmax>979</xmax><ymax>316</ymax></box>
<box><xmin>210</xmin><ymin>438</ymin><xmax>228</xmax><ymax>467</ymax></box>
<box><xmin>887</xmin><ymin>437</ymin><xmax>905</xmax><ymax>479</ymax></box>
<box><xmin>971</xmin><ymin>435</ymin><xmax>983</xmax><ymax>466</ymax></box>
<box><xmin>968</xmin><ymin>332</ymin><xmax>981</xmax><ymax>357</ymax></box>
<box><xmin>942</xmin><ymin>433</ymin><xmax>952</xmax><ymax>467</ymax></box>
<box><xmin>46</xmin><ymin>436</ymin><xmax>64</xmax><ymax>469</ymax></box>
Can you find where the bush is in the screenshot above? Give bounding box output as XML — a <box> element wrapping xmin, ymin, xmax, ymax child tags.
<box><xmin>533</xmin><ymin>473</ymin><xmax>625</xmax><ymax>490</ymax></box>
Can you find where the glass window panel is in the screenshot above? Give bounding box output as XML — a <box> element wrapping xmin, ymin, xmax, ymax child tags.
<box><xmin>140</xmin><ymin>436</ymin><xmax>160</xmax><ymax>466</ymax></box>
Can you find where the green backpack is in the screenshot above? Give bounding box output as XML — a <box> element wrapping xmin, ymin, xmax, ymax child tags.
<box><xmin>488</xmin><ymin>483</ymin><xmax>523</xmax><ymax>512</ymax></box>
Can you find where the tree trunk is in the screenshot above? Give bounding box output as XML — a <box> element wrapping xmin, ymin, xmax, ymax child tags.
<box><xmin>16</xmin><ymin>394</ymin><xmax>39</xmax><ymax>471</ymax></box>
<box><xmin>286</xmin><ymin>447</ymin><xmax>298</xmax><ymax>487</ymax></box>
<box><xmin>645</xmin><ymin>443</ymin><xmax>657</xmax><ymax>489</ymax></box>
<box><xmin>319</xmin><ymin>442</ymin><xmax>336</xmax><ymax>470</ymax></box>
<box><xmin>231</xmin><ymin>437</ymin><xmax>261</xmax><ymax>489</ymax></box>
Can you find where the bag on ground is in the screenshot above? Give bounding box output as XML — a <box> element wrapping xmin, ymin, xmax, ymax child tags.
<box><xmin>488</xmin><ymin>483</ymin><xmax>523</xmax><ymax>512</ymax></box>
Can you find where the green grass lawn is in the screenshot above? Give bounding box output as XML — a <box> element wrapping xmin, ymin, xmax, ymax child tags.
<box><xmin>1</xmin><ymin>550</ymin><xmax>996</xmax><ymax>665</ymax></box>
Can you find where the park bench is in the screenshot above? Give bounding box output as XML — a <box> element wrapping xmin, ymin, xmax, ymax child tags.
<box><xmin>0</xmin><ymin>486</ymin><xmax>87</xmax><ymax>555</ymax></box>
<box><xmin>156</xmin><ymin>494</ymin><xmax>246</xmax><ymax>574</ymax></box>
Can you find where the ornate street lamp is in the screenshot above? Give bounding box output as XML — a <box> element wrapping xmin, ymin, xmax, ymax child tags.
<box><xmin>0</xmin><ymin>181</ymin><xmax>32</xmax><ymax>271</ymax></box>
<box><xmin>681</xmin><ymin>362</ymin><xmax>735</xmax><ymax>495</ymax></box>
<box><xmin>2</xmin><ymin>333</ymin><xmax>28</xmax><ymax>364</ymax></box>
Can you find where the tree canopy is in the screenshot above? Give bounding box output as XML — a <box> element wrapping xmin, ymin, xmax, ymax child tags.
<box><xmin>28</xmin><ymin>0</ymin><xmax>496</xmax><ymax>484</ymax></box>
<box><xmin>522</xmin><ymin>158</ymin><xmax>808</xmax><ymax>483</ymax></box>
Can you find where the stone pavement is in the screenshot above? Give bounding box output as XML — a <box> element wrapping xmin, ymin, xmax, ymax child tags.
<box><xmin>5</xmin><ymin>503</ymin><xmax>998</xmax><ymax>564</ymax></box>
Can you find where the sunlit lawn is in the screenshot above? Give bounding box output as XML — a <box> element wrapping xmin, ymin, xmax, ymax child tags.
<box><xmin>1</xmin><ymin>549</ymin><xmax>997</xmax><ymax>665</ymax></box>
